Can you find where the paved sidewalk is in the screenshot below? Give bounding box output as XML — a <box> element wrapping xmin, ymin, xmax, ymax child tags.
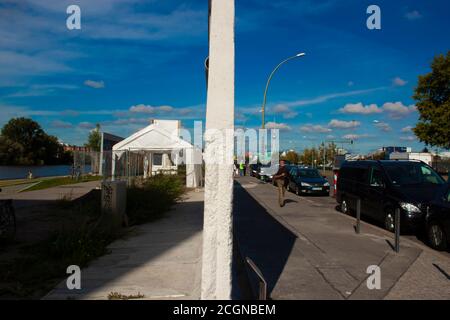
<box><xmin>44</xmin><ymin>189</ymin><xmax>204</xmax><ymax>300</ymax></box>
<box><xmin>234</xmin><ymin>176</ymin><xmax>450</xmax><ymax>300</ymax></box>
<box><xmin>0</xmin><ymin>180</ymin><xmax>101</xmax><ymax>209</ymax></box>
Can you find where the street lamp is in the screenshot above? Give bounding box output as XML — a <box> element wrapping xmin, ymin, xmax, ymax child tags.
<box><xmin>261</xmin><ymin>52</ymin><xmax>306</xmax><ymax>129</ymax></box>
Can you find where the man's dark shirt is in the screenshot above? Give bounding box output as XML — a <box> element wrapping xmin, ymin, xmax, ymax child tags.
<box><xmin>274</xmin><ymin>165</ymin><xmax>288</xmax><ymax>185</ymax></box>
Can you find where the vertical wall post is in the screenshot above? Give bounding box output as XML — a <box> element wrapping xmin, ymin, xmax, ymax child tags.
<box><xmin>395</xmin><ymin>208</ymin><xmax>400</xmax><ymax>253</ymax></box>
<box><xmin>201</xmin><ymin>0</ymin><xmax>235</xmax><ymax>300</ymax></box>
<box><xmin>356</xmin><ymin>198</ymin><xmax>361</xmax><ymax>234</ymax></box>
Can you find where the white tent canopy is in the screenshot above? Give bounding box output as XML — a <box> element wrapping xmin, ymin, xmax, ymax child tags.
<box><xmin>112</xmin><ymin>120</ymin><xmax>203</xmax><ymax>188</ymax></box>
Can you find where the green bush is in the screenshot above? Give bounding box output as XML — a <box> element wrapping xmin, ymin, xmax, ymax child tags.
<box><xmin>126</xmin><ymin>174</ymin><xmax>185</xmax><ymax>225</ymax></box>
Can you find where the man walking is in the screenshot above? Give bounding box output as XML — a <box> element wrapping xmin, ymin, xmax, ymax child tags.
<box><xmin>273</xmin><ymin>160</ymin><xmax>288</xmax><ymax>207</ymax></box>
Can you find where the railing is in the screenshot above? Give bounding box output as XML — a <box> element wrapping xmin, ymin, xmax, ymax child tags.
<box><xmin>245</xmin><ymin>257</ymin><xmax>268</xmax><ymax>300</ymax></box>
<box><xmin>354</xmin><ymin>198</ymin><xmax>400</xmax><ymax>253</ymax></box>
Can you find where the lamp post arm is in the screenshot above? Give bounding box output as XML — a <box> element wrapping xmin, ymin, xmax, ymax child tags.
<box><xmin>261</xmin><ymin>54</ymin><xmax>304</xmax><ymax>129</ymax></box>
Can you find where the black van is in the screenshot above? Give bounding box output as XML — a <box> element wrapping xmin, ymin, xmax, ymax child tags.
<box><xmin>336</xmin><ymin>160</ymin><xmax>446</xmax><ymax>232</ymax></box>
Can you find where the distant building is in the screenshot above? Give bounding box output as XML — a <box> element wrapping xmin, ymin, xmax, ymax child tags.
<box><xmin>63</xmin><ymin>145</ymin><xmax>92</xmax><ymax>153</ymax></box>
<box><xmin>382</xmin><ymin>146</ymin><xmax>411</xmax><ymax>159</ymax></box>
<box><xmin>439</xmin><ymin>152</ymin><xmax>450</xmax><ymax>159</ymax></box>
<box><xmin>389</xmin><ymin>152</ymin><xmax>433</xmax><ymax>166</ymax></box>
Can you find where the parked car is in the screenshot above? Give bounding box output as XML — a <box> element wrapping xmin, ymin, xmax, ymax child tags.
<box><xmin>259</xmin><ymin>164</ymin><xmax>278</xmax><ymax>182</ymax></box>
<box><xmin>249</xmin><ymin>164</ymin><xmax>261</xmax><ymax>178</ymax></box>
<box><xmin>425</xmin><ymin>184</ymin><xmax>450</xmax><ymax>250</ymax></box>
<box><xmin>336</xmin><ymin>160</ymin><xmax>446</xmax><ymax>232</ymax></box>
<box><xmin>287</xmin><ymin>167</ymin><xmax>330</xmax><ymax>196</ymax></box>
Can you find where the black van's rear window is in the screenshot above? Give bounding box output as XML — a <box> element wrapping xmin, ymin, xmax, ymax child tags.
<box><xmin>383</xmin><ymin>162</ymin><xmax>445</xmax><ymax>186</ymax></box>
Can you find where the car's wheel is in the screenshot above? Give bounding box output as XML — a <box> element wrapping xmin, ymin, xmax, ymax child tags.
<box><xmin>384</xmin><ymin>209</ymin><xmax>395</xmax><ymax>233</ymax></box>
<box><xmin>341</xmin><ymin>198</ymin><xmax>349</xmax><ymax>214</ymax></box>
<box><xmin>295</xmin><ymin>186</ymin><xmax>300</xmax><ymax>196</ymax></box>
<box><xmin>427</xmin><ymin>221</ymin><xmax>448</xmax><ymax>251</ymax></box>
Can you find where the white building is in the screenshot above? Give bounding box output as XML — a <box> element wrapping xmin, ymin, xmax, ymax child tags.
<box><xmin>111</xmin><ymin>119</ymin><xmax>203</xmax><ymax>188</ymax></box>
<box><xmin>389</xmin><ymin>152</ymin><xmax>433</xmax><ymax>166</ymax></box>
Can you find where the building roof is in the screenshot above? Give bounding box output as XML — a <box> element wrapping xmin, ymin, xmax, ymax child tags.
<box><xmin>112</xmin><ymin>120</ymin><xmax>194</xmax><ymax>152</ymax></box>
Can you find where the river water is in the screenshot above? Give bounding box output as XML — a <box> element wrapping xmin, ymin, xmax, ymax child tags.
<box><xmin>0</xmin><ymin>165</ymin><xmax>92</xmax><ymax>180</ymax></box>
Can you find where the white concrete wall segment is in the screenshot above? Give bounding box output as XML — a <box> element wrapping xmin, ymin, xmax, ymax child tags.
<box><xmin>201</xmin><ymin>0</ymin><xmax>235</xmax><ymax>300</ymax></box>
<box><xmin>101</xmin><ymin>180</ymin><xmax>127</xmax><ymax>225</ymax></box>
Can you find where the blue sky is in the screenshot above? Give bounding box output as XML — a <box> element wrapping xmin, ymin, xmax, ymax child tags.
<box><xmin>0</xmin><ymin>0</ymin><xmax>449</xmax><ymax>153</ymax></box>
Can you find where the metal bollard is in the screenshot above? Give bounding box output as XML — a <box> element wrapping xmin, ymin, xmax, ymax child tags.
<box><xmin>355</xmin><ymin>198</ymin><xmax>361</xmax><ymax>234</ymax></box>
<box><xmin>394</xmin><ymin>208</ymin><xmax>400</xmax><ymax>253</ymax></box>
<box><xmin>246</xmin><ymin>257</ymin><xmax>267</xmax><ymax>300</ymax></box>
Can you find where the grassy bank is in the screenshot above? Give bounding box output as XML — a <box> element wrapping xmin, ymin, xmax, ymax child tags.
<box><xmin>23</xmin><ymin>175</ymin><xmax>102</xmax><ymax>192</ymax></box>
<box><xmin>0</xmin><ymin>174</ymin><xmax>185</xmax><ymax>299</ymax></box>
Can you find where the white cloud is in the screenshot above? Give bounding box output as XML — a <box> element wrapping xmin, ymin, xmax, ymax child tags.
<box><xmin>338</xmin><ymin>101</ymin><xmax>416</xmax><ymax>118</ymax></box>
<box><xmin>342</xmin><ymin>134</ymin><xmax>369</xmax><ymax>140</ymax></box>
<box><xmin>0</xmin><ymin>104</ymin><xmax>59</xmax><ymax>119</ymax></box>
<box><xmin>273</xmin><ymin>104</ymin><xmax>298</xmax><ymax>119</ymax></box>
<box><xmin>339</xmin><ymin>103</ymin><xmax>382</xmax><ymax>114</ymax></box>
<box><xmin>0</xmin><ymin>50</ymin><xmax>72</xmax><ymax>83</ymax></box>
<box><xmin>382</xmin><ymin>102</ymin><xmax>416</xmax><ymax>118</ymax></box>
<box><xmin>401</xmin><ymin>126</ymin><xmax>413</xmax><ymax>133</ymax></box>
<box><xmin>78</xmin><ymin>122</ymin><xmax>96</xmax><ymax>129</ymax></box>
<box><xmin>265</xmin><ymin>122</ymin><xmax>291</xmax><ymax>131</ymax></box>
<box><xmin>299</xmin><ymin>124</ymin><xmax>332</xmax><ymax>133</ymax></box>
<box><xmin>7</xmin><ymin>84</ymin><xmax>78</xmax><ymax>97</ymax></box>
<box><xmin>84</xmin><ymin>80</ymin><xmax>105</xmax><ymax>89</ymax></box>
<box><xmin>283</xmin><ymin>87</ymin><xmax>387</xmax><ymax>108</ymax></box>
<box><xmin>328</xmin><ymin>119</ymin><xmax>361</xmax><ymax>129</ymax></box>
<box><xmin>129</xmin><ymin>104</ymin><xmax>174</xmax><ymax>114</ymax></box>
<box><xmin>51</xmin><ymin>120</ymin><xmax>73</xmax><ymax>129</ymax></box>
<box><xmin>405</xmin><ymin>10</ymin><xmax>422</xmax><ymax>20</ymax></box>
<box><xmin>400</xmin><ymin>135</ymin><xmax>416</xmax><ymax>141</ymax></box>
<box><xmin>392</xmin><ymin>77</ymin><xmax>407</xmax><ymax>87</ymax></box>
<box><xmin>128</xmin><ymin>103</ymin><xmax>202</xmax><ymax>119</ymax></box>
<box><xmin>82</xmin><ymin>7</ymin><xmax>206</xmax><ymax>42</ymax></box>
<box><xmin>374</xmin><ymin>121</ymin><xmax>391</xmax><ymax>132</ymax></box>
<box><xmin>102</xmin><ymin>118</ymin><xmax>152</xmax><ymax>126</ymax></box>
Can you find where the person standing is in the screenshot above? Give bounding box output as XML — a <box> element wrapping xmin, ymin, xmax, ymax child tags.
<box><xmin>273</xmin><ymin>160</ymin><xmax>288</xmax><ymax>207</ymax></box>
<box><xmin>239</xmin><ymin>162</ymin><xmax>245</xmax><ymax>177</ymax></box>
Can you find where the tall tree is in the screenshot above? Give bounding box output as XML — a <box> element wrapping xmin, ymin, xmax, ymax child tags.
<box><xmin>413</xmin><ymin>51</ymin><xmax>450</xmax><ymax>149</ymax></box>
<box><xmin>282</xmin><ymin>150</ymin><xmax>299</xmax><ymax>164</ymax></box>
<box><xmin>0</xmin><ymin>117</ymin><xmax>66</xmax><ymax>165</ymax></box>
<box><xmin>85</xmin><ymin>123</ymin><xmax>101</xmax><ymax>152</ymax></box>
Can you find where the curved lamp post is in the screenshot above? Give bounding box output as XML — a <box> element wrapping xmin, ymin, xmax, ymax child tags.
<box><xmin>261</xmin><ymin>52</ymin><xmax>306</xmax><ymax>129</ymax></box>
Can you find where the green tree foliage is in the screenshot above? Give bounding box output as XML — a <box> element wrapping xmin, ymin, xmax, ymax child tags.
<box><xmin>297</xmin><ymin>142</ymin><xmax>337</xmax><ymax>167</ymax></box>
<box><xmin>0</xmin><ymin>117</ymin><xmax>70</xmax><ymax>165</ymax></box>
<box><xmin>413</xmin><ymin>51</ymin><xmax>450</xmax><ymax>149</ymax></box>
<box><xmin>282</xmin><ymin>150</ymin><xmax>300</xmax><ymax>164</ymax></box>
<box><xmin>85</xmin><ymin>123</ymin><xmax>101</xmax><ymax>152</ymax></box>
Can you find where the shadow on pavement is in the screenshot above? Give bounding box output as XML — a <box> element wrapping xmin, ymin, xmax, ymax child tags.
<box><xmin>233</xmin><ymin>181</ymin><xmax>297</xmax><ymax>299</ymax></box>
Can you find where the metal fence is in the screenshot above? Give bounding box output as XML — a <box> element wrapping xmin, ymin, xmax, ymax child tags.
<box><xmin>72</xmin><ymin>150</ymin><xmax>100</xmax><ymax>177</ymax></box>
